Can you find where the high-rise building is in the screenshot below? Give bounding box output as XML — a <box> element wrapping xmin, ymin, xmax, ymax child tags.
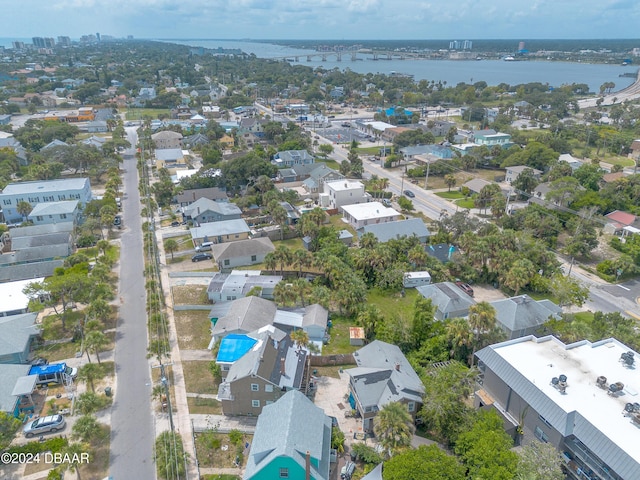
<box><xmin>12</xmin><ymin>41</ymin><xmax>26</xmax><ymax>50</ymax></box>
<box><xmin>32</xmin><ymin>37</ymin><xmax>45</xmax><ymax>48</ymax></box>
<box><xmin>43</xmin><ymin>38</ymin><xmax>55</xmax><ymax>48</ymax></box>
<box><xmin>57</xmin><ymin>36</ymin><xmax>71</xmax><ymax>47</ymax></box>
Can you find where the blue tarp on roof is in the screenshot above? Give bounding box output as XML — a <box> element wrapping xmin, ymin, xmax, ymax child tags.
<box><xmin>216</xmin><ymin>334</ymin><xmax>258</xmax><ymax>363</ymax></box>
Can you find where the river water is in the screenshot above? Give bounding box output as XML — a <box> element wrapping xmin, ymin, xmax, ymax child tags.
<box><xmin>166</xmin><ymin>39</ymin><xmax>636</xmax><ymax>93</ymax></box>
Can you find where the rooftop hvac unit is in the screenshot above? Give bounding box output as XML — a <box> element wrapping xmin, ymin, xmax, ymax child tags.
<box><xmin>551</xmin><ymin>374</ymin><xmax>568</xmax><ymax>393</ymax></box>
<box><xmin>608</xmin><ymin>382</ymin><xmax>625</xmax><ymax>395</ymax></box>
<box><xmin>620</xmin><ymin>351</ymin><xmax>635</xmax><ymax>367</ymax></box>
<box><xmin>624</xmin><ymin>403</ymin><xmax>640</xmax><ymax>414</ymax></box>
<box><xmin>596</xmin><ymin>376</ymin><xmax>608</xmax><ymax>389</ymax></box>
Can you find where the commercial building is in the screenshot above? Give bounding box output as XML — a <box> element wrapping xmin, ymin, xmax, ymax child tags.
<box><xmin>476</xmin><ymin>336</ymin><xmax>640</xmax><ymax>480</ymax></box>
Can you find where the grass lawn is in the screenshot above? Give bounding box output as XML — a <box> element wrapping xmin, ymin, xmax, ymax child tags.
<box><xmin>174</xmin><ymin>310</ymin><xmax>213</xmax><ymax>350</ymax></box>
<box><xmin>436</xmin><ymin>191</ymin><xmax>464</xmax><ymax>200</ymax></box>
<box><xmin>320</xmin><ymin>159</ymin><xmax>341</xmax><ymax>170</ymax></box>
<box><xmin>34</xmin><ymin>341</ymin><xmax>81</xmax><ymax>363</ymax></box>
<box><xmin>195</xmin><ymin>431</ymin><xmax>252</xmax><ymax>469</ymax></box>
<box><xmin>187</xmin><ymin>396</ymin><xmax>222</xmax><ymax>414</ymax></box>
<box><xmin>327</xmin><ymin>214</ymin><xmax>356</xmax><ymax>236</ymax></box>
<box><xmin>183</xmin><ymin>361</ymin><xmax>219</xmax><ymax>395</ymax></box>
<box><xmin>314</xmin><ymin>365</ymin><xmax>354</xmax><ymax>378</ymax></box>
<box><xmin>367</xmin><ymin>287</ymin><xmax>419</xmax><ymax>322</ymax></box>
<box><xmin>274</xmin><ymin>237</ymin><xmax>304</xmax><ymax>250</ymax></box>
<box><xmin>323</xmin><ymin>315</ymin><xmax>357</xmax><ymax>355</ymax></box>
<box><xmin>201</xmin><ymin>475</ymin><xmax>241</xmax><ymax>480</ymax></box>
<box><xmin>125</xmin><ymin>108</ymin><xmax>170</xmax><ymax>120</ymax></box>
<box><xmin>172</xmin><ymin>285</ymin><xmax>209</xmax><ymax>305</ymax></box>
<box><xmin>572</xmin><ymin>311</ymin><xmax>595</xmax><ymax>322</ymax></box>
<box><xmin>454</xmin><ymin>198</ymin><xmax>475</xmax><ymax>209</ymax></box>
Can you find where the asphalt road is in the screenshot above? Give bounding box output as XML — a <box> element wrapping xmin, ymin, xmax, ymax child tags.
<box><xmin>109</xmin><ymin>133</ymin><xmax>156</xmax><ymax>479</ymax></box>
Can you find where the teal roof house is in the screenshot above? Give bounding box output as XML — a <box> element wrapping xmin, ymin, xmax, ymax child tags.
<box><xmin>244</xmin><ymin>389</ymin><xmax>331</xmax><ymax>480</ymax></box>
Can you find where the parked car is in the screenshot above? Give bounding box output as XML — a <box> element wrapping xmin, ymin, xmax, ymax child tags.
<box><xmin>382</xmin><ymin>198</ymin><xmax>392</xmax><ymax>207</ymax></box>
<box><xmin>196</xmin><ymin>241</ymin><xmax>214</xmax><ymax>252</ymax></box>
<box><xmin>113</xmin><ymin>215</ymin><xmax>122</xmax><ymax>228</ymax></box>
<box><xmin>23</xmin><ymin>415</ymin><xmax>66</xmax><ymax>438</ymax></box>
<box><xmin>170</xmin><ymin>221</ymin><xmax>180</xmax><ymax>227</ymax></box>
<box><xmin>192</xmin><ymin>253</ymin><xmax>212</xmax><ymax>262</ymax></box>
<box><xmin>403</xmin><ymin>190</ymin><xmax>415</xmax><ymax>198</ymax></box>
<box><xmin>455</xmin><ymin>281</ymin><xmax>474</xmax><ymax>297</ymax></box>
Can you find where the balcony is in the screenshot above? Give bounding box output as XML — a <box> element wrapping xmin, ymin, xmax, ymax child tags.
<box><xmin>563</xmin><ymin>438</ymin><xmax>621</xmax><ymax>480</ymax></box>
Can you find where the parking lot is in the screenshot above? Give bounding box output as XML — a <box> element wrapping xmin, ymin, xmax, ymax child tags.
<box><xmin>319</xmin><ymin>123</ymin><xmax>372</xmax><ymax>144</ymax></box>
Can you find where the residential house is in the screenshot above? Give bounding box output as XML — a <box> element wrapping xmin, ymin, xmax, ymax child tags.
<box><xmin>219</xmin><ymin>134</ymin><xmax>235</xmax><ymax>149</ymax></box>
<box><xmin>207</xmin><ymin>270</ymin><xmax>283</xmax><ymax>302</ymax></box>
<box><xmin>202</xmin><ymin>105</ymin><xmax>221</xmax><ymax>118</ymax></box>
<box><xmin>216</xmin><ymin>333</ymin><xmax>262</xmax><ymax>378</ymax></box>
<box><xmin>302</xmin><ymin>165</ymin><xmax>345</xmax><ymax>195</ymax></box>
<box><xmin>0</xmin><ymin>178</ymin><xmax>91</xmax><ymax>224</ymax></box>
<box><xmin>211</xmin><ymin>237</ymin><xmax>275</xmax><ymax>270</ymax></box>
<box><xmin>381</xmin><ymin>126</ymin><xmax>411</xmax><ymax>143</ymax></box>
<box><xmin>27</xmin><ymin>200</ymin><xmax>79</xmax><ymax>225</ymax></box>
<box><xmin>41</xmin><ymin>139</ymin><xmax>69</xmax><ymax>151</ymax></box>
<box><xmin>600</xmin><ymin>171</ymin><xmax>626</xmax><ymax>186</ymax></box>
<box><xmin>85</xmin><ymin>120</ymin><xmax>108</xmax><ymax>133</ymax></box>
<box><xmin>182</xmin><ymin>197</ymin><xmax>242</xmax><ymax>225</ymax></box>
<box><xmin>182</xmin><ymin>132</ymin><xmax>210</xmax><ymax>149</ymax></box>
<box><xmin>341</xmin><ymin>202</ymin><xmax>400</xmax><ymax>230</ymax></box>
<box><xmin>475</xmin><ymin>336</ymin><xmax>640</xmax><ymax>480</ymax></box>
<box><xmin>151</xmin><ymin>130</ymin><xmax>183</xmax><ymax>149</ymax></box>
<box><xmin>273</xmin><ymin>150</ymin><xmax>315</xmax><ymax>168</ymax></box>
<box><xmin>81</xmin><ymin>135</ymin><xmax>106</xmax><ymax>150</ymax></box>
<box><xmin>473</xmin><ymin>129</ymin><xmax>512</xmax><ymax>148</ymax></box>
<box><xmin>154</xmin><ymin>148</ymin><xmax>186</xmax><ymax>170</ymax></box>
<box><xmin>416</xmin><ymin>281</ymin><xmax>476</xmax><ymax>320</ymax></box>
<box><xmin>558</xmin><ymin>153</ymin><xmax>584</xmax><ymax>171</ymax></box>
<box><xmin>0</xmin><ymin>364</ymin><xmax>32</xmax><ymax>417</ymax></box>
<box><xmin>346</xmin><ymin>340</ymin><xmax>425</xmax><ymax>432</ymax></box>
<box><xmin>175</xmin><ymin>187</ymin><xmax>227</xmax><ymax>207</ymax></box>
<box><xmin>244</xmin><ymin>389</ymin><xmax>331</xmax><ymax>480</ymax></box>
<box><xmin>604</xmin><ymin>210</ymin><xmax>639</xmax><ymax>236</ymax></box>
<box><xmin>217</xmin><ymin>328</ymin><xmax>311</xmax><ymax>416</ymax></box>
<box><xmin>489</xmin><ymin>295</ymin><xmax>562</xmax><ymax>339</ymax></box>
<box><xmin>0</xmin><ymin>132</ymin><xmax>28</xmax><ymax>166</ymax></box>
<box><xmin>209</xmin><ymin>296</ymin><xmax>329</xmax><ymax>349</ymax></box>
<box><xmin>400</xmin><ymin>145</ymin><xmax>448</xmax><ymax>162</ymax></box>
<box><xmin>322</xmin><ymin>180</ymin><xmax>370</xmax><ymax>210</ymax></box>
<box><xmin>504</xmin><ymin>165</ymin><xmax>542</xmax><ymax>185</ymax></box>
<box><xmin>190</xmin><ymin>219</ymin><xmax>251</xmax><ymax>246</ymax></box>
<box><xmin>0</xmin><ymin>313</ymin><xmax>40</xmax><ymax>364</ymax></box>
<box><xmin>0</xmin><ymin>278</ymin><xmax>44</xmax><ymax>317</ymax></box>
<box><xmin>462</xmin><ymin>178</ymin><xmax>492</xmax><ymax>195</ymax></box>
<box><xmin>358</xmin><ymin>218</ymin><xmax>431</xmax><ymax>244</ymax></box>
<box><xmin>412</xmin><ymin>145</ymin><xmax>454</xmax><ymax>165</ymax></box>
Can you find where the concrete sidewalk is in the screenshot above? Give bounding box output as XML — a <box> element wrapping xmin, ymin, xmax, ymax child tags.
<box><xmin>191</xmin><ymin>413</ymin><xmax>257</xmax><ymax>434</ymax></box>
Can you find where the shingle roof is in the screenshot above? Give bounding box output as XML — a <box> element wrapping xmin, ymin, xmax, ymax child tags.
<box><xmin>359</xmin><ymin>218</ymin><xmax>430</xmax><ymax>243</ymax></box>
<box><xmin>210</xmin><ymin>237</ymin><xmax>274</xmax><ymax>262</ymax></box>
<box><xmin>183</xmin><ymin>197</ymin><xmax>241</xmax><ymax>218</ymax></box>
<box><xmin>210</xmin><ymin>296</ymin><xmax>277</xmax><ymax>338</ymax></box>
<box><xmin>346</xmin><ymin>340</ymin><xmax>424</xmax><ymax>409</ymax></box>
<box><xmin>190</xmin><ymin>219</ymin><xmax>251</xmax><ymax>239</ymax></box>
<box><xmin>490</xmin><ymin>295</ymin><xmax>561</xmax><ymax>334</ymax></box>
<box><xmin>302</xmin><ymin>304</ymin><xmax>329</xmax><ymax>328</ymax></box>
<box><xmin>28</xmin><ymin>200</ymin><xmax>78</xmax><ymax>217</ymax></box>
<box><xmin>0</xmin><ymin>313</ymin><xmax>39</xmax><ymax>357</ymax></box>
<box><xmin>416</xmin><ymin>282</ymin><xmax>476</xmax><ymax>315</ymax></box>
<box><xmin>244</xmin><ymin>389</ymin><xmax>331</xmax><ymax>480</ymax></box>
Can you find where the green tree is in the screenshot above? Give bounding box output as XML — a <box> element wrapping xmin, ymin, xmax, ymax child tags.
<box><xmin>549</xmin><ymin>274</ymin><xmax>589</xmax><ymax>307</ymax></box>
<box><xmin>384</xmin><ymin>444</ymin><xmax>466</xmax><ymax>480</ymax></box>
<box><xmin>357</xmin><ymin>304</ymin><xmax>384</xmax><ymax>342</ymax></box>
<box><xmin>16</xmin><ymin>200</ymin><xmax>33</xmax><ymax>221</ymax></box>
<box><xmin>444</xmin><ymin>174</ymin><xmax>457</xmax><ymax>191</ymax></box>
<box><xmin>503</xmin><ymin>258</ymin><xmax>536</xmax><ymax>295</ymax></box>
<box><xmin>0</xmin><ymin>411</ymin><xmax>22</xmax><ymax>450</ymax></box>
<box><xmin>512</xmin><ymin>168</ymin><xmax>540</xmax><ymax>198</ymax></box>
<box><xmin>75</xmin><ymin>392</ymin><xmax>106</xmax><ymax>415</ymax></box>
<box><xmin>273</xmin><ymin>244</ymin><xmax>292</xmax><ymax>275</ymax></box>
<box><xmin>516</xmin><ymin>439</ymin><xmax>565</xmax><ymax>480</ymax></box>
<box><xmin>468</xmin><ymin>301</ymin><xmax>498</xmax><ymax>365</ymax></box>
<box><xmin>290</xmin><ymin>329</ymin><xmax>309</xmax><ymax>350</ymax></box>
<box><xmin>397</xmin><ymin>196</ymin><xmax>414</xmax><ymax>211</ymax></box>
<box><xmin>59</xmin><ymin>442</ymin><xmax>91</xmax><ymax>480</ymax></box>
<box><xmin>78</xmin><ymin>363</ymin><xmax>101</xmax><ymax>393</ymax></box>
<box><xmin>72</xmin><ymin>414</ymin><xmax>106</xmax><ymax>443</ymax></box>
<box><xmin>164</xmin><ymin>239</ymin><xmax>179</xmax><ymax>260</ymax></box>
<box><xmin>84</xmin><ymin>330</ymin><xmax>109</xmax><ymax>364</ymax></box>
<box><xmin>373</xmin><ymin>401</ymin><xmax>415</xmax><ymax>456</ymax></box>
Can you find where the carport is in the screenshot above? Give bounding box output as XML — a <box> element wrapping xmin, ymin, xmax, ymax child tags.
<box><xmin>12</xmin><ymin>375</ymin><xmax>37</xmax><ymax>415</ymax></box>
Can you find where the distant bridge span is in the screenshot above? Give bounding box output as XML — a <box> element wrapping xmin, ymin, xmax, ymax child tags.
<box><xmin>578</xmin><ymin>69</ymin><xmax>640</xmax><ymax>108</ymax></box>
<box><xmin>266</xmin><ymin>49</ymin><xmax>432</xmax><ymax>63</ymax></box>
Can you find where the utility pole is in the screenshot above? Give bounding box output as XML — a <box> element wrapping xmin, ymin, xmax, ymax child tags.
<box><xmin>153</xmin><ymin>363</ymin><xmax>175</xmax><ymax>432</ymax></box>
<box><xmin>424</xmin><ymin>160</ymin><xmax>431</xmax><ymax>189</ymax></box>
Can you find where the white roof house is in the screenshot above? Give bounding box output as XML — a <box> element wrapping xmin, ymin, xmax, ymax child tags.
<box><xmin>476</xmin><ymin>336</ymin><xmax>640</xmax><ymax>480</ymax></box>
<box><xmin>0</xmin><ymin>278</ymin><xmax>44</xmax><ymax>317</ymax></box>
<box><xmin>341</xmin><ymin>202</ymin><xmax>400</xmax><ymax>229</ymax></box>
<box><xmin>323</xmin><ymin>179</ymin><xmax>370</xmax><ymax>210</ymax></box>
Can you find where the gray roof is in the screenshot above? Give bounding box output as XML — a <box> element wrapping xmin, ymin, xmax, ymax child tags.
<box><xmin>151</xmin><ymin>130</ymin><xmax>183</xmax><ymax>140</ymax></box>
<box><xmin>293</xmin><ymin>163</ymin><xmax>325</xmax><ymax>178</ymax></box>
<box><xmin>190</xmin><ymin>219</ymin><xmax>250</xmax><ymax>239</ymax></box>
<box><xmin>302</xmin><ymin>304</ymin><xmax>329</xmax><ymax>328</ymax></box>
<box><xmin>346</xmin><ymin>340</ymin><xmax>424</xmax><ymax>409</ymax></box>
<box><xmin>12</xmin><ymin>375</ymin><xmax>37</xmax><ymax>396</ymax></box>
<box><xmin>361</xmin><ymin>463</ymin><xmax>384</xmax><ymax>480</ymax></box>
<box><xmin>1</xmin><ymin>178</ymin><xmax>89</xmax><ymax>195</ymax></box>
<box><xmin>506</xmin><ymin>165</ymin><xmax>542</xmax><ymax>175</ymax></box>
<box><xmin>175</xmin><ymin>187</ymin><xmax>227</xmax><ymax>204</ymax></box>
<box><xmin>41</xmin><ymin>139</ymin><xmax>69</xmax><ymax>150</ymax></box>
<box><xmin>0</xmin><ymin>364</ymin><xmax>32</xmax><ymax>413</ymax></box>
<box><xmin>358</xmin><ymin>218</ymin><xmax>430</xmax><ymax>243</ymax></box>
<box><xmin>399</xmin><ymin>145</ymin><xmax>435</xmax><ymax>156</ymax></box>
<box><xmin>224</xmin><ymin>329</ymin><xmax>308</xmax><ymax>390</ymax></box>
<box><xmin>210</xmin><ymin>237</ymin><xmax>274</xmax><ymax>262</ymax></box>
<box><xmin>183</xmin><ymin>197</ymin><xmax>241</xmax><ymax>218</ymax></box>
<box><xmin>416</xmin><ymin>282</ymin><xmax>476</xmax><ymax>315</ymax></box>
<box><xmin>207</xmin><ymin>271</ymin><xmax>283</xmax><ymax>296</ymax></box>
<box><xmin>10</xmin><ymin>231</ymin><xmax>72</xmax><ymax>250</ymax></box>
<box><xmin>462</xmin><ymin>178</ymin><xmax>492</xmax><ymax>193</ymax></box>
<box><xmin>274</xmin><ymin>149</ymin><xmax>314</xmax><ymax>164</ymax></box>
<box><xmin>0</xmin><ymin>260</ymin><xmax>64</xmax><ymax>282</ymax></box>
<box><xmin>211</xmin><ymin>296</ymin><xmax>278</xmax><ymax>337</ymax></box>
<box><xmin>28</xmin><ymin>200</ymin><xmax>78</xmax><ymax>217</ymax></box>
<box><xmin>9</xmin><ymin>222</ymin><xmax>74</xmax><ymax>237</ymax></box>
<box><xmin>0</xmin><ymin>313</ymin><xmax>39</xmax><ymax>357</ymax></box>
<box><xmin>490</xmin><ymin>295</ymin><xmax>561</xmax><ymax>334</ymax></box>
<box><xmin>155</xmin><ymin>148</ymin><xmax>184</xmax><ymax>161</ymax></box>
<box><xmin>244</xmin><ymin>389</ymin><xmax>331</xmax><ymax>480</ymax></box>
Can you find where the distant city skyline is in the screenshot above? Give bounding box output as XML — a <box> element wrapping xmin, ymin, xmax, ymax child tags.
<box><xmin>2</xmin><ymin>0</ymin><xmax>640</xmax><ymax>41</ymax></box>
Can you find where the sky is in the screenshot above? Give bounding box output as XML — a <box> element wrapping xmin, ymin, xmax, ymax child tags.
<box><xmin>2</xmin><ymin>0</ymin><xmax>640</xmax><ymax>40</ymax></box>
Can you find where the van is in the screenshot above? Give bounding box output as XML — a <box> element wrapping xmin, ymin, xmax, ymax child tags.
<box><xmin>196</xmin><ymin>241</ymin><xmax>213</xmax><ymax>252</ymax></box>
<box><xmin>28</xmin><ymin>363</ymin><xmax>78</xmax><ymax>386</ymax></box>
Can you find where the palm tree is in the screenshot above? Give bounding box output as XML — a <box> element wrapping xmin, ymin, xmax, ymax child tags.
<box><xmin>264</xmin><ymin>252</ymin><xmax>277</xmax><ymax>275</ymax></box>
<box><xmin>292</xmin><ymin>249</ymin><xmax>313</xmax><ymax>277</ymax></box>
<box><xmin>307</xmin><ymin>207</ymin><xmax>326</xmax><ymax>227</ymax></box>
<box><xmin>290</xmin><ymin>329</ymin><xmax>309</xmax><ymax>351</ymax></box>
<box><xmin>359</xmin><ymin>232</ymin><xmax>378</xmax><ymax>249</ymax></box>
<box><xmin>78</xmin><ymin>363</ymin><xmax>101</xmax><ymax>393</ymax></box>
<box><xmin>273</xmin><ymin>244</ymin><xmax>292</xmax><ymax>276</ymax></box>
<box><xmin>374</xmin><ymin>401</ymin><xmax>415</xmax><ymax>456</ymax></box>
<box><xmin>357</xmin><ymin>304</ymin><xmax>383</xmax><ymax>342</ymax></box>
<box><xmin>273</xmin><ymin>281</ymin><xmax>297</xmax><ymax>307</ymax></box>
<box><xmin>444</xmin><ymin>174</ymin><xmax>457</xmax><ymax>191</ymax></box>
<box><xmin>164</xmin><ymin>239</ymin><xmax>179</xmax><ymax>260</ymax></box>
<box><xmin>16</xmin><ymin>201</ymin><xmax>33</xmax><ymax>222</ymax></box>
<box><xmin>85</xmin><ymin>330</ymin><xmax>109</xmax><ymax>364</ymax></box>
<box><xmin>72</xmin><ymin>414</ymin><xmax>105</xmax><ymax>443</ymax></box>
<box><xmin>291</xmin><ymin>278</ymin><xmax>311</xmax><ymax>306</ymax></box>
<box><xmin>468</xmin><ymin>301</ymin><xmax>497</xmax><ymax>365</ymax></box>
<box><xmin>446</xmin><ymin>317</ymin><xmax>474</xmax><ymax>361</ymax></box>
<box><xmin>60</xmin><ymin>442</ymin><xmax>90</xmax><ymax>480</ymax></box>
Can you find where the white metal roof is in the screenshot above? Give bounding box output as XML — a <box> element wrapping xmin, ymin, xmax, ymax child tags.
<box><xmin>477</xmin><ymin>336</ymin><xmax>640</xmax><ymax>479</ymax></box>
<box><xmin>0</xmin><ymin>278</ymin><xmax>44</xmax><ymax>313</ymax></box>
<box><xmin>342</xmin><ymin>202</ymin><xmax>399</xmax><ymax>221</ymax></box>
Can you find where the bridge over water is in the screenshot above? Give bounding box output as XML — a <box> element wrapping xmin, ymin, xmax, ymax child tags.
<box><xmin>267</xmin><ymin>49</ymin><xmax>434</xmax><ymax>62</ymax></box>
